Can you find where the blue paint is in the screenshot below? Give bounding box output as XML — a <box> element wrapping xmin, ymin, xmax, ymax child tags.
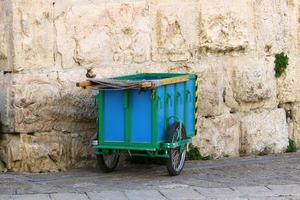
<box><xmin>176</xmin><ymin>83</ymin><xmax>185</xmax><ymax>124</ymax></box>
<box><xmin>186</xmin><ymin>80</ymin><xmax>195</xmax><ymax>137</ymax></box>
<box><xmin>157</xmin><ymin>87</ymin><xmax>165</xmax><ymax>141</ymax></box>
<box><xmin>130</xmin><ymin>90</ymin><xmax>152</xmax><ymax>143</ymax></box>
<box><xmin>103</xmin><ymin>90</ymin><xmax>125</xmax><ymax>142</ymax></box>
<box><xmin>166</xmin><ymin>84</ymin><xmax>175</xmax><ymax>126</ymax></box>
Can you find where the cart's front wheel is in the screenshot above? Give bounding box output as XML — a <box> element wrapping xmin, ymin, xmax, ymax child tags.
<box><xmin>97</xmin><ymin>150</ymin><xmax>120</xmax><ymax>173</ymax></box>
<box><xmin>166</xmin><ymin>122</ymin><xmax>187</xmax><ymax>176</ymax></box>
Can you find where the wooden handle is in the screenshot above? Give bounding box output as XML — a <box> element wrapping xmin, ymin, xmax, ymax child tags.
<box><xmin>76</xmin><ymin>81</ymin><xmax>94</xmax><ymax>87</ymax></box>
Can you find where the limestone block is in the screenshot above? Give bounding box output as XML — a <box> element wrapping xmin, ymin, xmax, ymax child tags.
<box><xmin>240</xmin><ymin>109</ymin><xmax>289</xmax><ymax>155</ymax></box>
<box><xmin>0</xmin><ymin>160</ymin><xmax>7</xmax><ymax>172</ymax></box>
<box><xmin>0</xmin><ymin>0</ymin><xmax>7</xmax><ymax>67</ymax></box>
<box><xmin>196</xmin><ymin>64</ymin><xmax>227</xmax><ymax>117</ymax></box>
<box><xmin>151</xmin><ymin>0</ymin><xmax>198</xmax><ymax>61</ymax></box>
<box><xmin>277</xmin><ymin>55</ymin><xmax>300</xmax><ymax>103</ymax></box>
<box><xmin>198</xmin><ymin>0</ymin><xmax>254</xmax><ymax>55</ymax></box>
<box><xmin>0</xmin><ymin>134</ymin><xmax>21</xmax><ymax>165</ymax></box>
<box><xmin>291</xmin><ymin>104</ymin><xmax>300</xmax><ymax>147</ymax></box>
<box><xmin>10</xmin><ymin>69</ymin><xmax>97</xmax><ymax>133</ymax></box>
<box><xmin>193</xmin><ymin>113</ymin><xmax>240</xmax><ymax>158</ymax></box>
<box><xmin>0</xmin><ymin>73</ymin><xmax>12</xmax><ymax>132</ymax></box>
<box><xmin>286</xmin><ymin>0</ymin><xmax>300</xmax><ymax>53</ymax></box>
<box><xmin>11</xmin><ymin>0</ymin><xmax>55</xmax><ymax>70</ymax></box>
<box><xmin>54</xmin><ymin>1</ymin><xmax>150</xmax><ymax>67</ymax></box>
<box><xmin>253</xmin><ymin>0</ymin><xmax>288</xmax><ymax>55</ymax></box>
<box><xmin>283</xmin><ymin>103</ymin><xmax>300</xmax><ymax>147</ymax></box>
<box><xmin>225</xmin><ymin>57</ymin><xmax>278</xmax><ymax>112</ymax></box>
<box><xmin>0</xmin><ymin>132</ymin><xmax>95</xmax><ymax>172</ymax></box>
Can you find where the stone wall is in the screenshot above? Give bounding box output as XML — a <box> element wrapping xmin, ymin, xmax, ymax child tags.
<box><xmin>0</xmin><ymin>0</ymin><xmax>299</xmax><ymax>172</ymax></box>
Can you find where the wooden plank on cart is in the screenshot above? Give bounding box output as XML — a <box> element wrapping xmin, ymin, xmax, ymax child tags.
<box><xmin>158</xmin><ymin>75</ymin><xmax>190</xmax><ymax>86</ymax></box>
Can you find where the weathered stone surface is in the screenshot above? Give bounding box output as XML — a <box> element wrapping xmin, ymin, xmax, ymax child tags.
<box><xmin>0</xmin><ymin>132</ymin><xmax>95</xmax><ymax>172</ymax></box>
<box><xmin>253</xmin><ymin>0</ymin><xmax>288</xmax><ymax>55</ymax></box>
<box><xmin>277</xmin><ymin>55</ymin><xmax>300</xmax><ymax>103</ymax></box>
<box><xmin>159</xmin><ymin>188</ymin><xmax>203</xmax><ymax>200</ymax></box>
<box><xmin>283</xmin><ymin>103</ymin><xmax>300</xmax><ymax>147</ymax></box>
<box><xmin>51</xmin><ymin>193</ymin><xmax>88</xmax><ymax>200</ymax></box>
<box><xmin>11</xmin><ymin>0</ymin><xmax>55</xmax><ymax>71</ymax></box>
<box><xmin>196</xmin><ymin>64</ymin><xmax>227</xmax><ymax>117</ymax></box>
<box><xmin>54</xmin><ymin>1</ymin><xmax>151</xmax><ymax>67</ymax></box>
<box><xmin>0</xmin><ymin>73</ymin><xmax>12</xmax><ymax>132</ymax></box>
<box><xmin>291</xmin><ymin>104</ymin><xmax>300</xmax><ymax>147</ymax></box>
<box><xmin>0</xmin><ymin>0</ymin><xmax>8</xmax><ymax>69</ymax></box>
<box><xmin>194</xmin><ymin>113</ymin><xmax>240</xmax><ymax>158</ymax></box>
<box><xmin>225</xmin><ymin>57</ymin><xmax>278</xmax><ymax>112</ymax></box>
<box><xmin>10</xmin><ymin>69</ymin><xmax>97</xmax><ymax>133</ymax></box>
<box><xmin>125</xmin><ymin>190</ymin><xmax>167</xmax><ymax>200</ymax></box>
<box><xmin>151</xmin><ymin>0</ymin><xmax>198</xmax><ymax>61</ymax></box>
<box><xmin>0</xmin><ymin>160</ymin><xmax>7</xmax><ymax>172</ymax></box>
<box><xmin>198</xmin><ymin>0</ymin><xmax>254</xmax><ymax>56</ymax></box>
<box><xmin>286</xmin><ymin>0</ymin><xmax>300</xmax><ymax>54</ymax></box>
<box><xmin>240</xmin><ymin>109</ymin><xmax>289</xmax><ymax>155</ymax></box>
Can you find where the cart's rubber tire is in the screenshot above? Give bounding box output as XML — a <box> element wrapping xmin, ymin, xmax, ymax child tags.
<box><xmin>97</xmin><ymin>150</ymin><xmax>120</xmax><ymax>173</ymax></box>
<box><xmin>165</xmin><ymin>122</ymin><xmax>187</xmax><ymax>176</ymax></box>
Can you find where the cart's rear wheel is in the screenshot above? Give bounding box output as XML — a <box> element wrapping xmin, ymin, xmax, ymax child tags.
<box><xmin>165</xmin><ymin>122</ymin><xmax>187</xmax><ymax>176</ymax></box>
<box><xmin>97</xmin><ymin>150</ymin><xmax>120</xmax><ymax>173</ymax></box>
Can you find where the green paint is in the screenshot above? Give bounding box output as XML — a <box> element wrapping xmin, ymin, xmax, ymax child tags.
<box><xmin>184</xmin><ymin>82</ymin><xmax>188</xmax><ymax>133</ymax></box>
<box><xmin>124</xmin><ymin>90</ymin><xmax>131</xmax><ymax>144</ymax></box>
<box><xmin>93</xmin><ymin>143</ymin><xmax>158</xmax><ymax>151</ymax></box>
<box><xmin>98</xmin><ymin>91</ymin><xmax>104</xmax><ymax>144</ymax></box>
<box><xmin>175</xmin><ymin>84</ymin><xmax>178</xmax><ymax>118</ymax></box>
<box><xmin>161</xmin><ymin>138</ymin><xmax>192</xmax><ymax>149</ymax></box>
<box><xmin>164</xmin><ymin>86</ymin><xmax>168</xmax><ymax>131</ymax></box>
<box><xmin>113</xmin><ymin>73</ymin><xmax>193</xmax><ymax>81</ymax></box>
<box><xmin>151</xmin><ymin>89</ymin><xmax>158</xmax><ymax>147</ymax></box>
<box><xmin>95</xmin><ymin>150</ymin><xmax>169</xmax><ymax>158</ymax></box>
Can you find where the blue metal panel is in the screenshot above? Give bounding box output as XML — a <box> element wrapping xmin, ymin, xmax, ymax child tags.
<box><xmin>130</xmin><ymin>90</ymin><xmax>152</xmax><ymax>143</ymax></box>
<box><xmin>157</xmin><ymin>87</ymin><xmax>165</xmax><ymax>142</ymax></box>
<box><xmin>176</xmin><ymin>83</ymin><xmax>185</xmax><ymax>124</ymax></box>
<box><xmin>103</xmin><ymin>90</ymin><xmax>125</xmax><ymax>142</ymax></box>
<box><xmin>166</xmin><ymin>84</ymin><xmax>175</xmax><ymax>127</ymax></box>
<box><xmin>186</xmin><ymin>80</ymin><xmax>195</xmax><ymax>137</ymax></box>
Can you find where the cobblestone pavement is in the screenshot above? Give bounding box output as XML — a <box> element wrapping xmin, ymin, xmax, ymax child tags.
<box><xmin>1</xmin><ymin>152</ymin><xmax>300</xmax><ymax>199</ymax></box>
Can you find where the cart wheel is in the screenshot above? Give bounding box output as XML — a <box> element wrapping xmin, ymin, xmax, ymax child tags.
<box><xmin>97</xmin><ymin>150</ymin><xmax>120</xmax><ymax>173</ymax></box>
<box><xmin>166</xmin><ymin>122</ymin><xmax>187</xmax><ymax>176</ymax></box>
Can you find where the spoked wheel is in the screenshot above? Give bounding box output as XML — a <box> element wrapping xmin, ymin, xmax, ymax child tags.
<box><xmin>97</xmin><ymin>149</ymin><xmax>120</xmax><ymax>173</ymax></box>
<box><xmin>165</xmin><ymin>122</ymin><xmax>187</xmax><ymax>176</ymax></box>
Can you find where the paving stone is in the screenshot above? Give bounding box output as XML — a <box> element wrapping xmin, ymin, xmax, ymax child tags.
<box><xmin>286</xmin><ymin>196</ymin><xmax>300</xmax><ymax>200</ymax></box>
<box><xmin>247</xmin><ymin>197</ymin><xmax>288</xmax><ymax>200</ymax></box>
<box><xmin>2</xmin><ymin>153</ymin><xmax>300</xmax><ymax>200</ymax></box>
<box><xmin>125</xmin><ymin>190</ymin><xmax>166</xmax><ymax>200</ymax></box>
<box><xmin>0</xmin><ymin>195</ymin><xmax>13</xmax><ymax>200</ymax></box>
<box><xmin>12</xmin><ymin>194</ymin><xmax>51</xmax><ymax>200</ymax></box>
<box><xmin>207</xmin><ymin>198</ymin><xmax>247</xmax><ymax>200</ymax></box>
<box><xmin>232</xmin><ymin>186</ymin><xmax>276</xmax><ymax>197</ymax></box>
<box><xmin>87</xmin><ymin>191</ymin><xmax>128</xmax><ymax>200</ymax></box>
<box><xmin>196</xmin><ymin>187</ymin><xmax>236</xmax><ymax>197</ymax></box>
<box><xmin>50</xmin><ymin>193</ymin><xmax>89</xmax><ymax>200</ymax></box>
<box><xmin>268</xmin><ymin>184</ymin><xmax>300</xmax><ymax>196</ymax></box>
<box><xmin>159</xmin><ymin>188</ymin><xmax>204</xmax><ymax>200</ymax></box>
